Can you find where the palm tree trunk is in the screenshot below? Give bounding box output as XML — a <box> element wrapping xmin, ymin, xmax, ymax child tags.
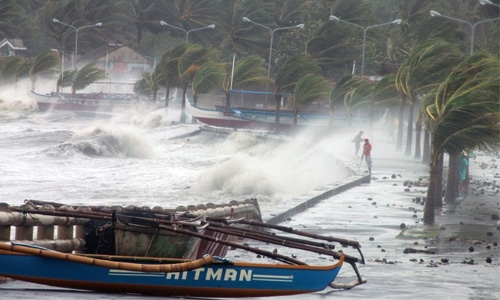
<box><xmin>435</xmin><ymin>152</ymin><xmax>444</xmax><ymax>209</ymax></box>
<box><xmin>293</xmin><ymin>103</ymin><xmax>299</xmax><ymax>125</ymax></box>
<box><xmin>181</xmin><ymin>84</ymin><xmax>187</xmax><ymax>123</ymax></box>
<box><xmin>405</xmin><ymin>101</ymin><xmax>414</xmax><ymax>156</ymax></box>
<box><xmin>396</xmin><ymin>100</ymin><xmax>405</xmax><ymax>151</ymax></box>
<box><xmin>165</xmin><ymin>85</ymin><xmax>170</xmax><ymax>108</ymax></box>
<box><xmin>422</xmin><ymin>130</ymin><xmax>430</xmax><ymax>164</ymax></box>
<box><xmin>444</xmin><ymin>153</ymin><xmax>459</xmax><ymax>204</ymax></box>
<box><xmin>191</xmin><ymin>93</ymin><xmax>199</xmax><ymax>123</ymax></box>
<box><xmin>414</xmin><ymin>121</ymin><xmax>422</xmax><ymax>159</ymax></box>
<box><xmin>424</xmin><ymin>148</ymin><xmax>439</xmax><ymax>225</ymax></box>
<box><xmin>275</xmin><ymin>93</ymin><xmax>281</xmax><ymax>125</ymax></box>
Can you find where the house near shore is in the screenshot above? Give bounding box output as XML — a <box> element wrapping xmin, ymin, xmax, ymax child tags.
<box><xmin>79</xmin><ymin>44</ymin><xmax>153</xmax><ymax>82</ymax></box>
<box><xmin>0</xmin><ymin>38</ymin><xmax>27</xmax><ymax>58</ymax></box>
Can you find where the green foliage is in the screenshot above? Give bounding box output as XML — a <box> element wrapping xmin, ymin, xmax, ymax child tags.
<box><xmin>192</xmin><ymin>61</ymin><xmax>225</xmax><ymax>96</ymax></box>
<box><xmin>275</xmin><ymin>54</ymin><xmax>321</xmax><ymax>94</ymax></box>
<box><xmin>426</xmin><ymin>51</ymin><xmax>500</xmax><ymax>156</ymax></box>
<box><xmin>70</xmin><ymin>62</ymin><xmax>106</xmax><ymax>93</ymax></box>
<box><xmin>223</xmin><ymin>55</ymin><xmax>270</xmax><ymax>93</ymax></box>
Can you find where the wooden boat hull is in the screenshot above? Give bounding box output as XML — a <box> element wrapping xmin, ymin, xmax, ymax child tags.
<box><xmin>0</xmin><ymin>243</ymin><xmax>343</xmax><ymax>298</ymax></box>
<box><xmin>30</xmin><ymin>91</ymin><xmax>161</xmax><ymax>113</ymax></box>
<box><xmin>186</xmin><ymin>99</ymin><xmax>337</xmax><ymax>131</ymax></box>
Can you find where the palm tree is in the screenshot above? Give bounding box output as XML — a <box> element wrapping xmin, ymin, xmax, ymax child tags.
<box><xmin>423</xmin><ymin>52</ymin><xmax>500</xmax><ymax>225</ymax></box>
<box><xmin>157</xmin><ymin>42</ymin><xmax>192</xmax><ymax>108</ymax></box>
<box><xmin>0</xmin><ymin>1</ymin><xmax>22</xmax><ymax>38</ymax></box>
<box><xmin>178</xmin><ymin>45</ymin><xmax>219</xmax><ymax>122</ymax></box>
<box><xmin>395</xmin><ymin>38</ymin><xmax>464</xmax><ymax>156</ymax></box>
<box><xmin>222</xmin><ymin>55</ymin><xmax>270</xmax><ymax>108</ymax></box>
<box><xmin>372</xmin><ymin>73</ymin><xmax>400</xmax><ymax>133</ymax></box>
<box><xmin>192</xmin><ymin>61</ymin><xmax>225</xmax><ymax>107</ymax></box>
<box><xmin>136</xmin><ymin>70</ymin><xmax>161</xmax><ymax>102</ymax></box>
<box><xmin>275</xmin><ymin>54</ymin><xmax>320</xmax><ymax>124</ymax></box>
<box><xmin>29</xmin><ymin>50</ymin><xmax>61</xmax><ymax>90</ymax></box>
<box><xmin>329</xmin><ymin>75</ymin><xmax>364</xmax><ymax>127</ymax></box>
<box><xmin>70</xmin><ymin>62</ymin><xmax>107</xmax><ymax>94</ymax></box>
<box><xmin>57</xmin><ymin>69</ymin><xmax>77</xmax><ymax>92</ymax></box>
<box><xmin>292</xmin><ymin>74</ymin><xmax>330</xmax><ymax>125</ymax></box>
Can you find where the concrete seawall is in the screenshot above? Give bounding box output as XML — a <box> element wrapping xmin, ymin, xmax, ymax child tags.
<box><xmin>265</xmin><ymin>174</ymin><xmax>370</xmax><ymax>225</ymax></box>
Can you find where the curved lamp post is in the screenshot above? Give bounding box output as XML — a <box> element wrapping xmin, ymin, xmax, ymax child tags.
<box><xmin>329</xmin><ymin>15</ymin><xmax>401</xmax><ymax>77</ymax></box>
<box><xmin>52</xmin><ymin>19</ymin><xmax>102</xmax><ymax>69</ymax></box>
<box><xmin>479</xmin><ymin>0</ymin><xmax>500</xmax><ymax>7</ymax></box>
<box><xmin>159</xmin><ymin>21</ymin><xmax>215</xmax><ymax>42</ymax></box>
<box><xmin>430</xmin><ymin>10</ymin><xmax>500</xmax><ymax>54</ymax></box>
<box><xmin>242</xmin><ymin>17</ymin><xmax>304</xmax><ymax>77</ymax></box>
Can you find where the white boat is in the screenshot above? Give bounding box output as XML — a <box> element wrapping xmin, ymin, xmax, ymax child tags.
<box><xmin>30</xmin><ymin>90</ymin><xmax>161</xmax><ymax>112</ymax></box>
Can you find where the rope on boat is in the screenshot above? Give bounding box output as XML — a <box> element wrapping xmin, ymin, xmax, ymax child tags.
<box><xmin>0</xmin><ymin>242</ymin><xmax>213</xmax><ymax>273</ymax></box>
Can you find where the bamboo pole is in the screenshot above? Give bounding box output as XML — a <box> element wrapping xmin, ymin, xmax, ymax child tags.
<box><xmin>0</xmin><ymin>242</ymin><xmax>213</xmax><ymax>273</ymax></box>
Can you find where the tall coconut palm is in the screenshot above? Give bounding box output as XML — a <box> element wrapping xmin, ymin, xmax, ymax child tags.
<box><xmin>423</xmin><ymin>52</ymin><xmax>500</xmax><ymax>225</ymax></box>
<box><xmin>178</xmin><ymin>45</ymin><xmax>219</xmax><ymax>122</ymax></box>
<box><xmin>329</xmin><ymin>75</ymin><xmax>364</xmax><ymax>127</ymax></box>
<box><xmin>157</xmin><ymin>42</ymin><xmax>192</xmax><ymax>108</ymax></box>
<box><xmin>395</xmin><ymin>38</ymin><xmax>465</xmax><ymax>156</ymax></box>
<box><xmin>192</xmin><ymin>61</ymin><xmax>225</xmax><ymax>107</ymax></box>
<box><xmin>222</xmin><ymin>55</ymin><xmax>270</xmax><ymax>108</ymax></box>
<box><xmin>57</xmin><ymin>69</ymin><xmax>77</xmax><ymax>92</ymax></box>
<box><xmin>29</xmin><ymin>50</ymin><xmax>61</xmax><ymax>90</ymax></box>
<box><xmin>137</xmin><ymin>70</ymin><xmax>161</xmax><ymax>102</ymax></box>
<box><xmin>372</xmin><ymin>73</ymin><xmax>400</xmax><ymax>134</ymax></box>
<box><xmin>275</xmin><ymin>54</ymin><xmax>320</xmax><ymax>124</ymax></box>
<box><xmin>293</xmin><ymin>74</ymin><xmax>330</xmax><ymax>125</ymax></box>
<box><xmin>70</xmin><ymin>62</ymin><xmax>106</xmax><ymax>94</ymax></box>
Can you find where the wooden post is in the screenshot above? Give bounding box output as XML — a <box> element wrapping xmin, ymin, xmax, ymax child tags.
<box><xmin>15</xmin><ymin>225</ymin><xmax>34</xmax><ymax>241</ymax></box>
<box><xmin>37</xmin><ymin>225</ymin><xmax>55</xmax><ymax>240</ymax></box>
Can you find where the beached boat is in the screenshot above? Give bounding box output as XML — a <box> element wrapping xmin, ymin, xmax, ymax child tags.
<box><xmin>30</xmin><ymin>90</ymin><xmax>161</xmax><ymax>112</ymax></box>
<box><xmin>0</xmin><ymin>242</ymin><xmax>350</xmax><ymax>297</ymax></box>
<box><xmin>0</xmin><ymin>199</ymin><xmax>263</xmax><ymax>259</ymax></box>
<box><xmin>185</xmin><ymin>99</ymin><xmax>352</xmax><ymax>131</ymax></box>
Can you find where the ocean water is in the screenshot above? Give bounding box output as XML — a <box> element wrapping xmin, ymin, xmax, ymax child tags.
<box><xmin>0</xmin><ymin>87</ymin><xmax>351</xmax><ymax>212</ymax></box>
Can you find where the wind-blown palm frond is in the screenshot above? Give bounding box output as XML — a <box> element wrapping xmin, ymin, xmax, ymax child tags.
<box><xmin>192</xmin><ymin>62</ymin><xmax>225</xmax><ymax>96</ymax></box>
<box><xmin>275</xmin><ymin>54</ymin><xmax>320</xmax><ymax>94</ymax></box>
<box><xmin>293</xmin><ymin>73</ymin><xmax>330</xmax><ymax>125</ymax></box>
<box><xmin>422</xmin><ymin>51</ymin><xmax>500</xmax><ymax>225</ymax></box>
<box><xmin>71</xmin><ymin>62</ymin><xmax>106</xmax><ymax>93</ymax></box>
<box><xmin>29</xmin><ymin>50</ymin><xmax>61</xmax><ymax>89</ymax></box>
<box><xmin>0</xmin><ymin>56</ymin><xmax>25</xmax><ymax>82</ymax></box>
<box><xmin>57</xmin><ymin>69</ymin><xmax>77</xmax><ymax>90</ymax></box>
<box><xmin>222</xmin><ymin>55</ymin><xmax>270</xmax><ymax>107</ymax></box>
<box><xmin>178</xmin><ymin>46</ymin><xmax>218</xmax><ymax>82</ymax></box>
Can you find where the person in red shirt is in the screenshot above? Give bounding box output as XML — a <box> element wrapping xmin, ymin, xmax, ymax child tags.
<box><xmin>361</xmin><ymin>138</ymin><xmax>372</xmax><ymax>173</ymax></box>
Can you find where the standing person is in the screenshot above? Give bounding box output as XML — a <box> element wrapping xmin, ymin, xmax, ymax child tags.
<box><xmin>352</xmin><ymin>131</ymin><xmax>364</xmax><ymax>156</ymax></box>
<box><xmin>361</xmin><ymin>138</ymin><xmax>372</xmax><ymax>173</ymax></box>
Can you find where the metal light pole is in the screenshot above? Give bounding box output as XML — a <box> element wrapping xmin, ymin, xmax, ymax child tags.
<box><xmin>159</xmin><ymin>21</ymin><xmax>215</xmax><ymax>42</ymax></box>
<box><xmin>430</xmin><ymin>10</ymin><xmax>500</xmax><ymax>55</ymax></box>
<box><xmin>329</xmin><ymin>16</ymin><xmax>402</xmax><ymax>77</ymax></box>
<box><xmin>480</xmin><ymin>0</ymin><xmax>500</xmax><ymax>7</ymax></box>
<box><xmin>242</xmin><ymin>17</ymin><xmax>304</xmax><ymax>77</ymax></box>
<box><xmin>52</xmin><ymin>19</ymin><xmax>102</xmax><ymax>69</ymax></box>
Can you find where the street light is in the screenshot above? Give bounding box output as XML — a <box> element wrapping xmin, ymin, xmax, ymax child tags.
<box><xmin>52</xmin><ymin>18</ymin><xmax>102</xmax><ymax>69</ymax></box>
<box><xmin>430</xmin><ymin>10</ymin><xmax>500</xmax><ymax>54</ymax></box>
<box><xmin>480</xmin><ymin>0</ymin><xmax>500</xmax><ymax>7</ymax></box>
<box><xmin>242</xmin><ymin>17</ymin><xmax>304</xmax><ymax>77</ymax></box>
<box><xmin>329</xmin><ymin>15</ymin><xmax>401</xmax><ymax>77</ymax></box>
<box><xmin>159</xmin><ymin>21</ymin><xmax>215</xmax><ymax>42</ymax></box>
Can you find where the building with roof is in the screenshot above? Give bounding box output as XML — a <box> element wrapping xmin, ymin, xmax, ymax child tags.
<box><xmin>0</xmin><ymin>38</ymin><xmax>27</xmax><ymax>57</ymax></box>
<box><xmin>80</xmin><ymin>44</ymin><xmax>153</xmax><ymax>82</ymax></box>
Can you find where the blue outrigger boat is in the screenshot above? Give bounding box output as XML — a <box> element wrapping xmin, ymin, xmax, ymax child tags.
<box><xmin>0</xmin><ymin>206</ymin><xmax>366</xmax><ymax>297</ymax></box>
